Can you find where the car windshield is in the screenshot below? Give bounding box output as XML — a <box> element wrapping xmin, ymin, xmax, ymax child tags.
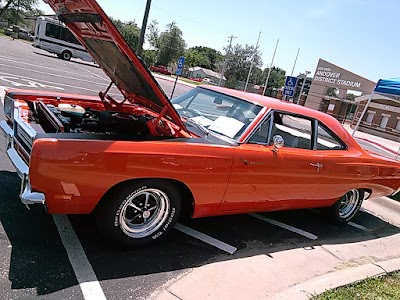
<box><xmin>171</xmin><ymin>88</ymin><xmax>262</xmax><ymax>140</ymax></box>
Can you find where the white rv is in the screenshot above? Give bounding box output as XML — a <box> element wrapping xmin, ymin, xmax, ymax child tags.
<box><xmin>33</xmin><ymin>16</ymin><xmax>93</xmax><ymax>62</ymax></box>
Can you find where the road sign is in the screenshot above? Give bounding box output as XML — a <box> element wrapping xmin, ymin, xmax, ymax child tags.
<box><xmin>176</xmin><ymin>56</ymin><xmax>186</xmax><ymax>76</ymax></box>
<box><xmin>283</xmin><ymin>76</ymin><xmax>298</xmax><ymax>97</ymax></box>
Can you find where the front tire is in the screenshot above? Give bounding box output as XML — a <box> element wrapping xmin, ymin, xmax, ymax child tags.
<box><xmin>95</xmin><ymin>180</ymin><xmax>182</xmax><ymax>246</ymax></box>
<box><xmin>326</xmin><ymin>189</ymin><xmax>364</xmax><ymax>224</ymax></box>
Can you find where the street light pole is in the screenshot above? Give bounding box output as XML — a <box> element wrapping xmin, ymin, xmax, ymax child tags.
<box><xmin>262</xmin><ymin>38</ymin><xmax>279</xmax><ymax>96</ymax></box>
<box><xmin>297</xmin><ymin>71</ymin><xmax>310</xmax><ymax>104</ymax></box>
<box><xmin>244</xmin><ymin>30</ymin><xmax>261</xmax><ymax>92</ymax></box>
<box><xmin>137</xmin><ymin>0</ymin><xmax>152</xmax><ymax>57</ymax></box>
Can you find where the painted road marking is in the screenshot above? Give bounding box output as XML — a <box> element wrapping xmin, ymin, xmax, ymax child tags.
<box><xmin>174</xmin><ymin>223</ymin><xmax>237</xmax><ymax>255</ymax></box>
<box><xmin>348</xmin><ymin>222</ymin><xmax>370</xmax><ymax>232</ymax></box>
<box><xmin>0</xmin><ymin>54</ymin><xmax>108</xmax><ymax>82</ymax></box>
<box><xmin>0</xmin><ymin>86</ymin><xmax>5</xmax><ymax>105</ymax></box>
<box><xmin>75</xmin><ymin>64</ymin><xmax>108</xmax><ymax>81</ymax></box>
<box><xmin>53</xmin><ymin>215</ymin><xmax>107</xmax><ymax>300</ymax></box>
<box><xmin>0</xmin><ymin>63</ymin><xmax>107</xmax><ymax>87</ymax></box>
<box><xmin>0</xmin><ymin>75</ymin><xmax>64</xmax><ymax>90</ymax></box>
<box><xmin>360</xmin><ymin>207</ymin><xmax>382</xmax><ymax>219</ymax></box>
<box><xmin>249</xmin><ymin>213</ymin><xmax>318</xmax><ymax>240</ymax></box>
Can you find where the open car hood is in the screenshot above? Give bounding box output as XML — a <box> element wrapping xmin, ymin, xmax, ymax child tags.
<box><xmin>44</xmin><ymin>0</ymin><xmax>188</xmax><ymax>132</ymax></box>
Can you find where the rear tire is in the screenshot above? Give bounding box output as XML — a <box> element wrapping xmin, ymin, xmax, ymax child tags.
<box><xmin>95</xmin><ymin>180</ymin><xmax>182</xmax><ymax>247</ymax></box>
<box><xmin>326</xmin><ymin>189</ymin><xmax>364</xmax><ymax>224</ymax></box>
<box><xmin>61</xmin><ymin>50</ymin><xmax>72</xmax><ymax>61</ymax></box>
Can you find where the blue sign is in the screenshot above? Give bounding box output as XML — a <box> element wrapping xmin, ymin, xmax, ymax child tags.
<box><xmin>176</xmin><ymin>56</ymin><xmax>186</xmax><ymax>76</ymax></box>
<box><xmin>283</xmin><ymin>76</ymin><xmax>298</xmax><ymax>97</ymax></box>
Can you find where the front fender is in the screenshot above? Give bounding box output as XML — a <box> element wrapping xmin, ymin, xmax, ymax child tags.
<box><xmin>29</xmin><ymin>138</ymin><xmax>234</xmax><ymax>214</ymax></box>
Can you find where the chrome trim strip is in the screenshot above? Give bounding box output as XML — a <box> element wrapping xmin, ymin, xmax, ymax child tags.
<box><xmin>0</xmin><ymin>120</ymin><xmax>14</xmax><ymax>137</ymax></box>
<box><xmin>20</xmin><ymin>174</ymin><xmax>45</xmax><ymax>205</ymax></box>
<box><xmin>7</xmin><ymin>148</ymin><xmax>28</xmax><ymax>178</ymax></box>
<box><xmin>13</xmin><ymin>105</ymin><xmax>37</xmax><ymax>142</ymax></box>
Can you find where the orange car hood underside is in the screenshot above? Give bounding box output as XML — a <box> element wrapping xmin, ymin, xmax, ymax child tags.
<box><xmin>43</xmin><ymin>0</ymin><xmax>188</xmax><ymax>133</ymax></box>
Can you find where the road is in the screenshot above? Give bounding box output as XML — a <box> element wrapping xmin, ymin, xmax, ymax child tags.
<box><xmin>0</xmin><ymin>37</ymin><xmax>190</xmax><ymax>100</ymax></box>
<box><xmin>0</xmin><ymin>35</ymin><xmax>400</xmax><ymax>300</ymax></box>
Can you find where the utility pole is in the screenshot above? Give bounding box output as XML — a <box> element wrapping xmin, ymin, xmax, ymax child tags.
<box><xmin>218</xmin><ymin>35</ymin><xmax>236</xmax><ymax>87</ymax></box>
<box><xmin>262</xmin><ymin>38</ymin><xmax>279</xmax><ymax>96</ymax></box>
<box><xmin>244</xmin><ymin>30</ymin><xmax>261</xmax><ymax>92</ymax></box>
<box><xmin>137</xmin><ymin>0</ymin><xmax>152</xmax><ymax>57</ymax></box>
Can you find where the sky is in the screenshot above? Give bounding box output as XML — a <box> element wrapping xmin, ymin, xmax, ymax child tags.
<box><xmin>38</xmin><ymin>0</ymin><xmax>400</xmax><ymax>82</ymax></box>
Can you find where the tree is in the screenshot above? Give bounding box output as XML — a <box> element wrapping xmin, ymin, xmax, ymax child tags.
<box><xmin>326</xmin><ymin>87</ymin><xmax>339</xmax><ymax>97</ymax></box>
<box><xmin>0</xmin><ymin>0</ymin><xmax>43</xmax><ymax>26</ymax></box>
<box><xmin>156</xmin><ymin>22</ymin><xmax>186</xmax><ymax>66</ymax></box>
<box><xmin>224</xmin><ymin>44</ymin><xmax>263</xmax><ymax>83</ymax></box>
<box><xmin>110</xmin><ymin>17</ymin><xmax>140</xmax><ymax>51</ymax></box>
<box><xmin>185</xmin><ymin>48</ymin><xmax>210</xmax><ymax>69</ymax></box>
<box><xmin>184</xmin><ymin>46</ymin><xmax>222</xmax><ymax>70</ymax></box>
<box><xmin>345</xmin><ymin>93</ymin><xmax>356</xmax><ymax>101</ymax></box>
<box><xmin>146</xmin><ymin>20</ymin><xmax>160</xmax><ymax>50</ymax></box>
<box><xmin>262</xmin><ymin>67</ymin><xmax>286</xmax><ymax>95</ymax></box>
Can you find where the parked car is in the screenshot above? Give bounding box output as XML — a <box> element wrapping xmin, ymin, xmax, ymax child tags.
<box><xmin>149</xmin><ymin>65</ymin><xmax>172</xmax><ymax>76</ymax></box>
<box><xmin>202</xmin><ymin>78</ymin><xmax>217</xmax><ymax>85</ymax></box>
<box><xmin>189</xmin><ymin>77</ymin><xmax>203</xmax><ymax>82</ymax></box>
<box><xmin>4</xmin><ymin>26</ymin><xmax>14</xmax><ymax>36</ymax></box>
<box><xmin>18</xmin><ymin>28</ymin><xmax>34</xmax><ymax>41</ymax></box>
<box><xmin>1</xmin><ymin>0</ymin><xmax>400</xmax><ymax>247</ymax></box>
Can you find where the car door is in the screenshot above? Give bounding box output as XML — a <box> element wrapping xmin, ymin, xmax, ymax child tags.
<box><xmin>220</xmin><ymin>111</ymin><xmax>324</xmax><ymax>213</ymax></box>
<box><xmin>315</xmin><ymin>122</ymin><xmax>376</xmax><ymax>202</ymax></box>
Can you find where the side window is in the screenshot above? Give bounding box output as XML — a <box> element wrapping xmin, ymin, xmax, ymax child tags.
<box><xmin>317</xmin><ymin>124</ymin><xmax>346</xmax><ymax>150</ymax></box>
<box><xmin>45</xmin><ymin>23</ymin><xmax>61</xmax><ymax>39</ymax></box>
<box><xmin>248</xmin><ymin>116</ymin><xmax>271</xmax><ymax>144</ymax></box>
<box><xmin>271</xmin><ymin>112</ymin><xmax>313</xmax><ymax>149</ymax></box>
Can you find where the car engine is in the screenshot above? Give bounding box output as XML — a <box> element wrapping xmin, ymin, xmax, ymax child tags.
<box><xmin>31</xmin><ymin>101</ymin><xmax>151</xmax><ymax>138</ymax></box>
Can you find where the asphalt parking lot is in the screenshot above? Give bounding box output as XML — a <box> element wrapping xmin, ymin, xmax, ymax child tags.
<box><xmin>1</xmin><ymin>35</ymin><xmax>400</xmax><ymax>300</ymax></box>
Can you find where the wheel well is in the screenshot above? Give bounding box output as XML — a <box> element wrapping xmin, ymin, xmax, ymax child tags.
<box><xmin>94</xmin><ymin>178</ymin><xmax>195</xmax><ymax>219</ymax></box>
<box><xmin>361</xmin><ymin>188</ymin><xmax>372</xmax><ymax>200</ymax></box>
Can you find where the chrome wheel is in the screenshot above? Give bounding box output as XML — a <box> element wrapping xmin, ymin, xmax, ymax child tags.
<box><xmin>119</xmin><ymin>188</ymin><xmax>170</xmax><ymax>239</ymax></box>
<box><xmin>338</xmin><ymin>189</ymin><xmax>360</xmax><ymax>219</ymax></box>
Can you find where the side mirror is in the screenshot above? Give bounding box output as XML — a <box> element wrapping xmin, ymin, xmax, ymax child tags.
<box><xmin>272</xmin><ymin>135</ymin><xmax>284</xmax><ymax>152</ymax></box>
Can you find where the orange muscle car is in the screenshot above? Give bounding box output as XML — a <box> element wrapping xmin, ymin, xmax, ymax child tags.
<box><xmin>1</xmin><ymin>0</ymin><xmax>399</xmax><ymax>246</ymax></box>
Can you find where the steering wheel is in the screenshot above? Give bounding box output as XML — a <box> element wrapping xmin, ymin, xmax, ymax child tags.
<box><xmin>178</xmin><ymin>107</ymin><xmax>202</xmax><ymax>118</ymax></box>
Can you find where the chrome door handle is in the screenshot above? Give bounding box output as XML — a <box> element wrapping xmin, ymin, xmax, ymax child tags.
<box><xmin>310</xmin><ymin>163</ymin><xmax>323</xmax><ymax>169</ymax></box>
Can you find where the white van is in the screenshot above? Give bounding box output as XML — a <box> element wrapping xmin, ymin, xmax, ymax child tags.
<box><xmin>33</xmin><ymin>16</ymin><xmax>93</xmax><ymax>62</ymax></box>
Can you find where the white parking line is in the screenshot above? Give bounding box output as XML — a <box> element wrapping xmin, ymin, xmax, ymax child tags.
<box><xmin>360</xmin><ymin>207</ymin><xmax>381</xmax><ymax>219</ymax></box>
<box><xmin>0</xmin><ymin>63</ymin><xmax>107</xmax><ymax>86</ymax></box>
<box><xmin>75</xmin><ymin>64</ymin><xmax>108</xmax><ymax>81</ymax></box>
<box><xmin>53</xmin><ymin>215</ymin><xmax>107</xmax><ymax>300</ymax></box>
<box><xmin>0</xmin><ymin>54</ymin><xmax>108</xmax><ymax>81</ymax></box>
<box><xmin>348</xmin><ymin>222</ymin><xmax>370</xmax><ymax>232</ymax></box>
<box><xmin>249</xmin><ymin>213</ymin><xmax>318</xmax><ymax>240</ymax></box>
<box><xmin>0</xmin><ymin>86</ymin><xmax>7</xmax><ymax>105</ymax></box>
<box><xmin>174</xmin><ymin>223</ymin><xmax>237</xmax><ymax>255</ymax></box>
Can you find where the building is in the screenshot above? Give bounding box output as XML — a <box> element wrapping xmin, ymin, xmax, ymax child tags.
<box><xmin>352</xmin><ymin>94</ymin><xmax>400</xmax><ymax>141</ymax></box>
<box><xmin>304</xmin><ymin>59</ymin><xmax>376</xmax><ymax>119</ymax></box>
<box><xmin>188</xmin><ymin>67</ymin><xmax>226</xmax><ymax>85</ymax></box>
<box><xmin>302</xmin><ymin>59</ymin><xmax>400</xmax><ymax>141</ymax></box>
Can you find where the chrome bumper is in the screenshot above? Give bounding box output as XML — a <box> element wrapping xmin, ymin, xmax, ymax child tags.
<box><xmin>0</xmin><ymin>120</ymin><xmax>45</xmax><ymax>205</ymax></box>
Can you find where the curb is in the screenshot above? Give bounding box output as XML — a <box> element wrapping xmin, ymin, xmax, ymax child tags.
<box><xmin>152</xmin><ymin>73</ymin><xmax>197</xmax><ymax>88</ymax></box>
<box><xmin>271</xmin><ymin>257</ymin><xmax>400</xmax><ymax>299</ymax></box>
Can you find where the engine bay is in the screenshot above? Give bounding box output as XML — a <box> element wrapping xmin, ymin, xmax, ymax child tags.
<box><xmin>29</xmin><ymin>101</ymin><xmax>155</xmax><ymax>139</ymax></box>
